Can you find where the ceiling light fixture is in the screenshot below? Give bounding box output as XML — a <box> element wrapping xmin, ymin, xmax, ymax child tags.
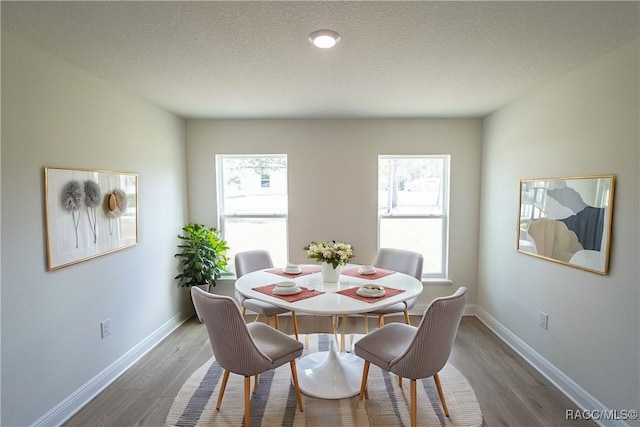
<box><xmin>308</xmin><ymin>30</ymin><xmax>341</xmax><ymax>49</ymax></box>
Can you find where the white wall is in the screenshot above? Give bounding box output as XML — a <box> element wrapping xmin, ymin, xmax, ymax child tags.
<box><xmin>479</xmin><ymin>38</ymin><xmax>639</xmax><ymax>418</ymax></box>
<box><xmin>1</xmin><ymin>32</ymin><xmax>190</xmax><ymax>426</ymax></box>
<box><xmin>186</xmin><ymin>118</ymin><xmax>482</xmax><ymax>307</ymax></box>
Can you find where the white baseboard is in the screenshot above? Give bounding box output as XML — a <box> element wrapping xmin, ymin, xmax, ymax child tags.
<box><xmin>32</xmin><ymin>312</ymin><xmax>190</xmax><ymax>427</ymax></box>
<box><xmin>474</xmin><ymin>306</ymin><xmax>629</xmax><ymax>427</ymax></box>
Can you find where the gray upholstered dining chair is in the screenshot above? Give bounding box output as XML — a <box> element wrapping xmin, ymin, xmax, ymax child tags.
<box><xmin>234</xmin><ymin>249</ymin><xmax>299</xmax><ymax>340</ymax></box>
<box><xmin>354</xmin><ymin>286</ymin><xmax>467</xmax><ymax>427</ymax></box>
<box><xmin>365</xmin><ymin>248</ymin><xmax>424</xmax><ymax>329</ymax></box>
<box><xmin>191</xmin><ymin>286</ymin><xmax>304</xmax><ymax>427</ymax></box>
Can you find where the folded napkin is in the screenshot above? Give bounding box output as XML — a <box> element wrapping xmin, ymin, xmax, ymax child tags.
<box><xmin>340</xmin><ymin>267</ymin><xmax>395</xmax><ymax>280</ymax></box>
<box><xmin>336</xmin><ymin>286</ymin><xmax>405</xmax><ymax>303</ymax></box>
<box><xmin>252</xmin><ymin>283</ymin><xmax>324</xmax><ymax>302</ymax></box>
<box><xmin>265</xmin><ymin>266</ymin><xmax>321</xmax><ymax>278</ymax></box>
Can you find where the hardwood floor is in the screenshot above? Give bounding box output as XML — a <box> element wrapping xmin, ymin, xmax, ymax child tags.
<box><xmin>64</xmin><ymin>314</ymin><xmax>595</xmax><ymax>426</ymax></box>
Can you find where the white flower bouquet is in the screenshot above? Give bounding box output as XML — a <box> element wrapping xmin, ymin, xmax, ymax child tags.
<box><xmin>304</xmin><ymin>240</ymin><xmax>355</xmax><ymax>268</ymax></box>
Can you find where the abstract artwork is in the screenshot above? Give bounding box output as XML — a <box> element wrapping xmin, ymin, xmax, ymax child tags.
<box><xmin>517</xmin><ymin>175</ymin><xmax>614</xmax><ymax>275</ymax></box>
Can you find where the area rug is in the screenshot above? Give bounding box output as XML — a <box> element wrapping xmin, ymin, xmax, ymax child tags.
<box><xmin>165</xmin><ymin>334</ymin><xmax>482</xmax><ymax>426</ymax></box>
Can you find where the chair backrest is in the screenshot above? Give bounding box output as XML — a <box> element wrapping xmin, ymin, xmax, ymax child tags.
<box><xmin>390</xmin><ymin>287</ymin><xmax>468</xmax><ymax>379</ymax></box>
<box><xmin>374</xmin><ymin>248</ymin><xmax>424</xmax><ymax>281</ymax></box>
<box><xmin>191</xmin><ymin>286</ymin><xmax>273</xmax><ymax>376</ymax></box>
<box><xmin>235</xmin><ymin>249</ymin><xmax>274</xmax><ymax>278</ymax></box>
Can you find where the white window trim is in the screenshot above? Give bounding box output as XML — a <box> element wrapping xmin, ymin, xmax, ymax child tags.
<box><xmin>377</xmin><ymin>154</ymin><xmax>450</xmax><ymax>279</ymax></box>
<box><xmin>216</xmin><ymin>154</ymin><xmax>289</xmax><ymax>274</ymax></box>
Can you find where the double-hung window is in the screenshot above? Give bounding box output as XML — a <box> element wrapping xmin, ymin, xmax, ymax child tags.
<box><xmin>378</xmin><ymin>155</ymin><xmax>450</xmax><ymax>278</ymax></box>
<box><xmin>216</xmin><ymin>155</ymin><xmax>288</xmax><ymax>272</ymax></box>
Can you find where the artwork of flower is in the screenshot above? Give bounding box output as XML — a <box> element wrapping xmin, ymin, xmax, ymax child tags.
<box><xmin>61</xmin><ymin>180</ymin><xmax>85</xmax><ymax>248</ymax></box>
<box><xmin>84</xmin><ymin>180</ymin><xmax>101</xmax><ymax>244</ymax></box>
<box><xmin>46</xmin><ymin>167</ymin><xmax>138</xmax><ymax>270</ymax></box>
<box><xmin>104</xmin><ymin>188</ymin><xmax>128</xmax><ymax>235</ymax></box>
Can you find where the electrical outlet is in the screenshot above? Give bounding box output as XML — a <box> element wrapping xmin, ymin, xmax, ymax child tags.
<box><xmin>101</xmin><ymin>319</ymin><xmax>112</xmax><ymax>338</ymax></box>
<box><xmin>538</xmin><ymin>312</ymin><xmax>548</xmax><ymax>330</ymax></box>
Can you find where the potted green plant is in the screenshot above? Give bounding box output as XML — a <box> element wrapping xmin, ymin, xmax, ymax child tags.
<box><xmin>174</xmin><ymin>223</ymin><xmax>230</xmax><ymax>291</ymax></box>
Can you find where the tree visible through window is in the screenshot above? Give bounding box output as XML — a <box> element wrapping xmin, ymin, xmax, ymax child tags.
<box><xmin>378</xmin><ymin>155</ymin><xmax>450</xmax><ymax>278</ymax></box>
<box><xmin>217</xmin><ymin>155</ymin><xmax>288</xmax><ymax>272</ymax></box>
<box><xmin>261</xmin><ymin>173</ymin><xmax>270</xmax><ymax>188</ymax></box>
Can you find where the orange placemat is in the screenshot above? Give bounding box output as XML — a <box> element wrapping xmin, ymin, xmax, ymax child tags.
<box><xmin>252</xmin><ymin>284</ymin><xmax>324</xmax><ymax>302</ymax></box>
<box><xmin>340</xmin><ymin>267</ymin><xmax>395</xmax><ymax>280</ymax></box>
<box><xmin>336</xmin><ymin>286</ymin><xmax>405</xmax><ymax>303</ymax></box>
<box><xmin>265</xmin><ymin>266</ymin><xmax>321</xmax><ymax>279</ymax></box>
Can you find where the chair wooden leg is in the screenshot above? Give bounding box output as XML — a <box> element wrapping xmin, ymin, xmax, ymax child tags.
<box><xmin>364</xmin><ymin>315</ymin><xmax>369</xmax><ymax>333</ymax></box>
<box><xmin>273</xmin><ymin>314</ymin><xmax>279</xmax><ymax>330</ymax></box>
<box><xmin>290</xmin><ymin>360</ymin><xmax>304</xmax><ymax>412</ymax></box>
<box><xmin>254</xmin><ymin>313</ymin><xmax>260</xmax><ymax>323</ymax></box>
<box><xmin>341</xmin><ymin>315</ymin><xmax>348</xmax><ymax>352</ymax></box>
<box><xmin>398</xmin><ymin>375</ymin><xmax>403</xmax><ymax>388</ymax></box>
<box><xmin>410</xmin><ymin>379</ymin><xmax>417</xmax><ymax>427</ymax></box>
<box><xmin>403</xmin><ymin>309</ymin><xmax>410</xmax><ymax>325</ymax></box>
<box><xmin>265</xmin><ymin>316</ymin><xmax>270</xmax><ymax>326</ymax></box>
<box><xmin>244</xmin><ymin>376</ymin><xmax>251</xmax><ymax>427</ymax></box>
<box><xmin>242</xmin><ymin>307</ymin><xmax>247</xmax><ymax>317</ymax></box>
<box><xmin>216</xmin><ymin>369</ymin><xmax>230</xmax><ymax>410</ymax></box>
<box><xmin>378</xmin><ymin>315</ymin><xmax>384</xmax><ymax>328</ymax></box>
<box><xmin>252</xmin><ymin>374</ymin><xmax>259</xmax><ymax>393</ymax></box>
<box><xmin>433</xmin><ymin>373</ymin><xmax>450</xmax><ymax>417</ymax></box>
<box><xmin>291</xmin><ymin>311</ymin><xmax>299</xmax><ymax>340</ymax></box>
<box><xmin>358</xmin><ymin>361</ymin><xmax>370</xmax><ymax>402</ymax></box>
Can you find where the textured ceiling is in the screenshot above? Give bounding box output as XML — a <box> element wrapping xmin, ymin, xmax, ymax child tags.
<box><xmin>2</xmin><ymin>1</ymin><xmax>639</xmax><ymax>119</ymax></box>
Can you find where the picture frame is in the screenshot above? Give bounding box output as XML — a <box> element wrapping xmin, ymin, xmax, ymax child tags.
<box><xmin>44</xmin><ymin>167</ymin><xmax>138</xmax><ymax>270</ymax></box>
<box><xmin>517</xmin><ymin>175</ymin><xmax>615</xmax><ymax>275</ymax></box>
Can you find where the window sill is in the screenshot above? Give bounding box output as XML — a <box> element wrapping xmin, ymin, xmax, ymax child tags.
<box><xmin>421</xmin><ymin>278</ymin><xmax>453</xmax><ymax>286</ymax></box>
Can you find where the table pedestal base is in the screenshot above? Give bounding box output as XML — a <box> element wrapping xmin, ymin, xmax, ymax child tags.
<box><xmin>296</xmin><ymin>337</ymin><xmax>364</xmax><ymax>399</ymax></box>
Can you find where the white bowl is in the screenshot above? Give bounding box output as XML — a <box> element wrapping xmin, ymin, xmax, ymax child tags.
<box><xmin>276</xmin><ymin>281</ymin><xmax>297</xmax><ymax>288</ymax></box>
<box><xmin>284</xmin><ymin>267</ymin><xmax>302</xmax><ymax>274</ymax></box>
<box><xmin>358</xmin><ymin>266</ymin><xmax>376</xmax><ymax>275</ymax></box>
<box><xmin>273</xmin><ymin>285</ymin><xmax>301</xmax><ymax>295</ymax></box>
<box><xmin>356</xmin><ymin>285</ymin><xmax>385</xmax><ymax>297</ymax></box>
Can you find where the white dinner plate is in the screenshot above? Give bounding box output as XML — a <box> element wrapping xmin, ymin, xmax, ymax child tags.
<box><xmin>274</xmin><ymin>287</ymin><xmax>302</xmax><ymax>295</ymax></box>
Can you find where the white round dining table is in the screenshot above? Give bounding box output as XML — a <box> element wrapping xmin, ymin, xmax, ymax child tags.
<box><xmin>234</xmin><ymin>263</ymin><xmax>423</xmax><ymax>399</ymax></box>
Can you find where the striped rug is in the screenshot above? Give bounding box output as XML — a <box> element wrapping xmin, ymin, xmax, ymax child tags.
<box><xmin>165</xmin><ymin>334</ymin><xmax>482</xmax><ymax>427</ymax></box>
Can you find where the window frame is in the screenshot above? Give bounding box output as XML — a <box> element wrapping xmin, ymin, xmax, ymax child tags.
<box><xmin>377</xmin><ymin>154</ymin><xmax>450</xmax><ymax>279</ymax></box>
<box><xmin>216</xmin><ymin>154</ymin><xmax>289</xmax><ymax>274</ymax></box>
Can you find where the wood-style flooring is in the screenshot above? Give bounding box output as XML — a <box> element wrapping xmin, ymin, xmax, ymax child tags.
<box><xmin>64</xmin><ymin>314</ymin><xmax>595</xmax><ymax>426</ymax></box>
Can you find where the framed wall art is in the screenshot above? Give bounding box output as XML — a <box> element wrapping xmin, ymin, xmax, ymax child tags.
<box><xmin>44</xmin><ymin>167</ymin><xmax>138</xmax><ymax>270</ymax></box>
<box><xmin>517</xmin><ymin>175</ymin><xmax>614</xmax><ymax>275</ymax></box>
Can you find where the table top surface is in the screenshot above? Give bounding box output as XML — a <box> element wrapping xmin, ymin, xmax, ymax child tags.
<box><xmin>234</xmin><ymin>264</ymin><xmax>423</xmax><ymax>315</ymax></box>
